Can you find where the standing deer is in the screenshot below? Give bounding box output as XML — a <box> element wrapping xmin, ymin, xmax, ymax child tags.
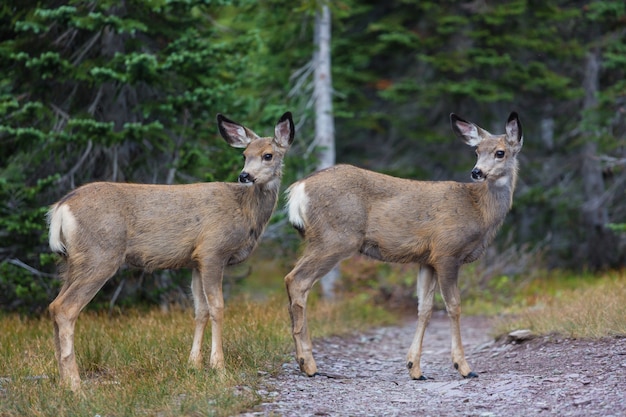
<box><xmin>47</xmin><ymin>111</ymin><xmax>294</xmax><ymax>391</ymax></box>
<box><xmin>285</xmin><ymin>112</ymin><xmax>522</xmax><ymax>380</ymax></box>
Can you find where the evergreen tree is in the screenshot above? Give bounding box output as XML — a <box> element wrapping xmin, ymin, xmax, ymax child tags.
<box><xmin>0</xmin><ymin>0</ymin><xmax>261</xmax><ymax>311</ymax></box>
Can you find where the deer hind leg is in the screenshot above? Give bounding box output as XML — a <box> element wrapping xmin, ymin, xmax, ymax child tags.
<box><xmin>284</xmin><ymin>245</ymin><xmax>353</xmax><ymax>376</ymax></box>
<box><xmin>189</xmin><ymin>263</ymin><xmax>225</xmax><ymax>370</ymax></box>
<box><xmin>49</xmin><ymin>256</ymin><xmax>120</xmax><ymax>391</ymax></box>
<box><xmin>435</xmin><ymin>258</ymin><xmax>477</xmax><ymax>379</ymax></box>
<box><xmin>406</xmin><ymin>265</ymin><xmax>437</xmax><ymax>380</ymax></box>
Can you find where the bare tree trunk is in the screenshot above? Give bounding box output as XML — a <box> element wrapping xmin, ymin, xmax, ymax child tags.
<box><xmin>580</xmin><ymin>50</ymin><xmax>615</xmax><ymax>269</ymax></box>
<box><xmin>314</xmin><ymin>4</ymin><xmax>339</xmax><ymax>298</ymax></box>
<box><xmin>314</xmin><ymin>4</ymin><xmax>335</xmax><ymax>171</ymax></box>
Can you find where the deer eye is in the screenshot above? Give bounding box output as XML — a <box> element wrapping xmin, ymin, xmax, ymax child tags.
<box><xmin>263</xmin><ymin>153</ymin><xmax>273</xmax><ymax>161</ymax></box>
<box><xmin>495</xmin><ymin>150</ymin><xmax>505</xmax><ymax>158</ymax></box>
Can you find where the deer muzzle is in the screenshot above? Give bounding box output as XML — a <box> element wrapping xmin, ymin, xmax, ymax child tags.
<box><xmin>238</xmin><ymin>172</ymin><xmax>255</xmax><ymax>184</ymax></box>
<box><xmin>471</xmin><ymin>167</ymin><xmax>484</xmax><ymax>181</ymax></box>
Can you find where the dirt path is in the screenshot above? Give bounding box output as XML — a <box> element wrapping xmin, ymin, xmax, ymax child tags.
<box><xmin>241</xmin><ymin>312</ymin><xmax>626</xmax><ymax>416</ymax></box>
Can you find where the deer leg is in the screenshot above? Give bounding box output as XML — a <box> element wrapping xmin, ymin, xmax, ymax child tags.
<box><xmin>189</xmin><ymin>263</ymin><xmax>225</xmax><ymax>370</ymax></box>
<box><xmin>206</xmin><ymin>269</ymin><xmax>225</xmax><ymax>370</ymax></box>
<box><xmin>284</xmin><ymin>265</ymin><xmax>319</xmax><ymax>377</ymax></box>
<box><xmin>436</xmin><ymin>259</ymin><xmax>477</xmax><ymax>379</ymax></box>
<box><xmin>188</xmin><ymin>269</ymin><xmax>208</xmax><ymax>369</ymax></box>
<box><xmin>49</xmin><ymin>258</ymin><xmax>119</xmax><ymax>391</ymax></box>
<box><xmin>49</xmin><ymin>282</ymin><xmax>82</xmax><ymax>392</ymax></box>
<box><xmin>406</xmin><ymin>265</ymin><xmax>437</xmax><ymax>380</ymax></box>
<box><xmin>284</xmin><ymin>248</ymin><xmax>349</xmax><ymax>376</ymax></box>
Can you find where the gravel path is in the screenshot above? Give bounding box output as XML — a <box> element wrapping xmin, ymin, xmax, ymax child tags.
<box><xmin>241</xmin><ymin>311</ymin><xmax>626</xmax><ymax>416</ymax></box>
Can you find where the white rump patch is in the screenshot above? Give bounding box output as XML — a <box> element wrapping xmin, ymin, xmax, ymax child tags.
<box><xmin>286</xmin><ymin>182</ymin><xmax>308</xmax><ymax>230</ymax></box>
<box><xmin>47</xmin><ymin>204</ymin><xmax>77</xmax><ymax>254</ymax></box>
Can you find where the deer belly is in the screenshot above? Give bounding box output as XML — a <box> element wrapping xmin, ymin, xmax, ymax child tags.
<box><xmin>359</xmin><ymin>238</ymin><xmax>430</xmax><ymax>264</ymax></box>
<box><xmin>124</xmin><ymin>245</ymin><xmax>195</xmax><ymax>271</ymax></box>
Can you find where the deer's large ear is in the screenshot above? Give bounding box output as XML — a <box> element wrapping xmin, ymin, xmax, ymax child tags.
<box><xmin>505</xmin><ymin>112</ymin><xmax>523</xmax><ymax>148</ymax></box>
<box><xmin>217</xmin><ymin>114</ymin><xmax>261</xmax><ymax>148</ymax></box>
<box><xmin>451</xmin><ymin>113</ymin><xmax>482</xmax><ymax>147</ymax></box>
<box><xmin>274</xmin><ymin>112</ymin><xmax>295</xmax><ymax>148</ymax></box>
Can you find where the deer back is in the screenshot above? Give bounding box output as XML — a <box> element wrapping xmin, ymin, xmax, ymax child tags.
<box><xmin>287</xmin><ymin>112</ymin><xmax>522</xmax><ymax>266</ymax></box>
<box><xmin>48</xmin><ymin>112</ymin><xmax>295</xmax><ymax>271</ymax></box>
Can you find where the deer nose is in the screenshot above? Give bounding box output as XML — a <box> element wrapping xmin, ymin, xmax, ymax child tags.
<box><xmin>471</xmin><ymin>168</ymin><xmax>483</xmax><ymax>180</ymax></box>
<box><xmin>238</xmin><ymin>172</ymin><xmax>254</xmax><ymax>184</ymax></box>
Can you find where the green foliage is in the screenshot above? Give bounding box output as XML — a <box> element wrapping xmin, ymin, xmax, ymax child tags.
<box><xmin>608</xmin><ymin>223</ymin><xmax>626</xmax><ymax>233</ymax></box>
<box><xmin>0</xmin><ymin>0</ymin><xmax>302</xmax><ymax>312</ymax></box>
<box><xmin>340</xmin><ymin>0</ymin><xmax>583</xmax><ymax>108</ymax></box>
<box><xmin>1</xmin><ymin>0</ymin><xmax>625</xmax><ymax>312</ymax></box>
<box><xmin>581</xmin><ymin>1</ymin><xmax>626</xmax><ymax>149</ymax></box>
<box><xmin>332</xmin><ymin>0</ymin><xmax>625</xmax><ymax>270</ymax></box>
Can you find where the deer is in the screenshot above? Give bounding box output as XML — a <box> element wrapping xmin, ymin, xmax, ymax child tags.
<box><xmin>284</xmin><ymin>112</ymin><xmax>522</xmax><ymax>381</ymax></box>
<box><xmin>47</xmin><ymin>111</ymin><xmax>295</xmax><ymax>391</ymax></box>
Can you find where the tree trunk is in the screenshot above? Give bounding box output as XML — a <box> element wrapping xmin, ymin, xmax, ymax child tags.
<box><xmin>580</xmin><ymin>50</ymin><xmax>615</xmax><ymax>269</ymax></box>
<box><xmin>314</xmin><ymin>4</ymin><xmax>335</xmax><ymax>171</ymax></box>
<box><xmin>314</xmin><ymin>4</ymin><xmax>339</xmax><ymax>298</ymax></box>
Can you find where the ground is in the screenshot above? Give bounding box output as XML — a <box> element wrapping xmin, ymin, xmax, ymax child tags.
<box><xmin>241</xmin><ymin>312</ymin><xmax>626</xmax><ymax>416</ymax></box>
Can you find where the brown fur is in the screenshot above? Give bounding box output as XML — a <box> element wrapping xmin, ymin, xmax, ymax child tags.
<box><xmin>47</xmin><ymin>112</ymin><xmax>295</xmax><ymax>391</ymax></box>
<box><xmin>284</xmin><ymin>112</ymin><xmax>522</xmax><ymax>380</ymax></box>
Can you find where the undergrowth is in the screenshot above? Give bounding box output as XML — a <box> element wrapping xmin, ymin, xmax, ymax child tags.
<box><xmin>492</xmin><ymin>269</ymin><xmax>626</xmax><ymax>339</ymax></box>
<box><xmin>3</xmin><ymin>244</ymin><xmax>623</xmax><ymax>416</ymax></box>
<box><xmin>0</xmin><ymin>293</ymin><xmax>394</xmax><ymax>417</ymax></box>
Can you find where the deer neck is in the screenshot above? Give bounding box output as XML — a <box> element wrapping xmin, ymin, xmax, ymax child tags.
<box><xmin>476</xmin><ymin>162</ymin><xmax>518</xmax><ymax>229</ymax></box>
<box><xmin>240</xmin><ymin>177</ymin><xmax>281</xmax><ymax>235</ymax></box>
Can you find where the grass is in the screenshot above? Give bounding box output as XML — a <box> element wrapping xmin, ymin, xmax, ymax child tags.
<box><xmin>0</xmin><ymin>293</ymin><xmax>394</xmax><ymax>417</ymax></box>
<box><xmin>3</xmin><ymin>242</ymin><xmax>624</xmax><ymax>416</ymax></box>
<box><xmin>490</xmin><ymin>269</ymin><xmax>626</xmax><ymax>339</ymax></box>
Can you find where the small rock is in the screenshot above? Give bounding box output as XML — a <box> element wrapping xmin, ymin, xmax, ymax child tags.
<box><xmin>506</xmin><ymin>329</ymin><xmax>535</xmax><ymax>343</ymax></box>
<box><xmin>573</xmin><ymin>397</ymin><xmax>593</xmax><ymax>406</ymax></box>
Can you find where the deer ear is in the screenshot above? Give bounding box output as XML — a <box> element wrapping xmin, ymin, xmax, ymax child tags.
<box><xmin>451</xmin><ymin>113</ymin><xmax>482</xmax><ymax>147</ymax></box>
<box><xmin>217</xmin><ymin>114</ymin><xmax>261</xmax><ymax>148</ymax></box>
<box><xmin>274</xmin><ymin>112</ymin><xmax>295</xmax><ymax>148</ymax></box>
<box><xmin>505</xmin><ymin>112</ymin><xmax>523</xmax><ymax>147</ymax></box>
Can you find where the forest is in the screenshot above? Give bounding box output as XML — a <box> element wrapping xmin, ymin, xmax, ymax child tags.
<box><xmin>0</xmin><ymin>0</ymin><xmax>625</xmax><ymax>313</ymax></box>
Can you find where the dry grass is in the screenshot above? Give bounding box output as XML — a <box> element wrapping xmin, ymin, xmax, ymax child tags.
<box><xmin>493</xmin><ymin>269</ymin><xmax>626</xmax><ymax>339</ymax></box>
<box><xmin>0</xmin><ymin>294</ymin><xmax>394</xmax><ymax>417</ymax></box>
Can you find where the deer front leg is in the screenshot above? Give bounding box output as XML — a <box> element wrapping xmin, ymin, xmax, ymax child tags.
<box><xmin>189</xmin><ymin>264</ymin><xmax>225</xmax><ymax>370</ymax></box>
<box><xmin>189</xmin><ymin>269</ymin><xmax>208</xmax><ymax>368</ymax></box>
<box><xmin>207</xmin><ymin>282</ymin><xmax>225</xmax><ymax>370</ymax></box>
<box><xmin>436</xmin><ymin>260</ymin><xmax>478</xmax><ymax>379</ymax></box>
<box><xmin>406</xmin><ymin>265</ymin><xmax>437</xmax><ymax>380</ymax></box>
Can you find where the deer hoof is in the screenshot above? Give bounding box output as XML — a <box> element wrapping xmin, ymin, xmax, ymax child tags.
<box><xmin>297</xmin><ymin>357</ymin><xmax>318</xmax><ymax>376</ymax></box>
<box><xmin>463</xmin><ymin>371</ymin><xmax>479</xmax><ymax>379</ymax></box>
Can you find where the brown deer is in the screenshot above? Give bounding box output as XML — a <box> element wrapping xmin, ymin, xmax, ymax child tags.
<box><xmin>47</xmin><ymin>111</ymin><xmax>294</xmax><ymax>391</ymax></box>
<box><xmin>284</xmin><ymin>112</ymin><xmax>522</xmax><ymax>380</ymax></box>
